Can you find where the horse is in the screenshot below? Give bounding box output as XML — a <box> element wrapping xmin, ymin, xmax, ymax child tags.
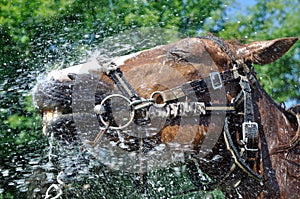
<box><xmin>33</xmin><ymin>35</ymin><xmax>299</xmax><ymax>198</ymax></box>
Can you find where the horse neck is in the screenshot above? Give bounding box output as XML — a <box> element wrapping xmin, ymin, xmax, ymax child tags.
<box><xmin>254</xmin><ymin>83</ymin><xmax>299</xmax><ymax>198</ymax></box>
<box><xmin>255</xmin><ymin>83</ymin><xmax>295</xmax><ymax>148</ymax></box>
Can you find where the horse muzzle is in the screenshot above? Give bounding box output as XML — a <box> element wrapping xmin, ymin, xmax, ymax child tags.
<box><xmin>33</xmin><ymin>70</ymin><xmax>113</xmax><ymax>140</ymax></box>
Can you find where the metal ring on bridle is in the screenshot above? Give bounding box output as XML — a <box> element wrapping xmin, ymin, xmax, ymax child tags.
<box><xmin>99</xmin><ymin>94</ymin><xmax>134</xmax><ymax>130</ymax></box>
<box><xmin>150</xmin><ymin>91</ymin><xmax>166</xmax><ymax>107</ymax></box>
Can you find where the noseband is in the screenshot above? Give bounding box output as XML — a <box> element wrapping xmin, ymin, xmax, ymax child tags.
<box><xmin>94</xmin><ymin>35</ymin><xmax>263</xmax><ymax>188</ymax></box>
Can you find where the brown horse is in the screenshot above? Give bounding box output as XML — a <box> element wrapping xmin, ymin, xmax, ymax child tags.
<box><xmin>33</xmin><ymin>35</ymin><xmax>299</xmax><ymax>198</ymax></box>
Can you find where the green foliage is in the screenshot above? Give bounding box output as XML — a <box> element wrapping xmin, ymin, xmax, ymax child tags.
<box><xmin>0</xmin><ymin>192</ymin><xmax>14</xmax><ymax>199</ymax></box>
<box><xmin>0</xmin><ymin>0</ymin><xmax>73</xmax><ymax>43</ymax></box>
<box><xmin>5</xmin><ymin>95</ymin><xmax>42</xmax><ymax>144</ymax></box>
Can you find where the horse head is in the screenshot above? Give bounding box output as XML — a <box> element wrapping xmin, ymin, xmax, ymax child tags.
<box><xmin>33</xmin><ymin>35</ymin><xmax>298</xmax><ymax>198</ymax></box>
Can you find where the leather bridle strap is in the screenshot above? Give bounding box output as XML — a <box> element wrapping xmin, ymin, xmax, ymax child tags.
<box><xmin>150</xmin><ymin>69</ymin><xmax>236</xmax><ymax>104</ymax></box>
<box><xmin>223</xmin><ymin>117</ymin><xmax>262</xmax><ymax>181</ymax></box>
<box><xmin>201</xmin><ymin>35</ymin><xmax>262</xmax><ymax>181</ymax></box>
<box><xmin>239</xmin><ymin>77</ymin><xmax>259</xmax><ymax>152</ymax></box>
<box><xmin>107</xmin><ymin>67</ymin><xmax>140</xmax><ymax>101</ymax></box>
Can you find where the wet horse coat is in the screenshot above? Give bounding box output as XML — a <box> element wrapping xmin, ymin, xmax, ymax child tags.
<box><xmin>34</xmin><ymin>36</ymin><xmax>299</xmax><ymax>198</ymax></box>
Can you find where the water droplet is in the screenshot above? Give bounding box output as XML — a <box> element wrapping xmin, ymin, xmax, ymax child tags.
<box><xmin>33</xmin><ymin>188</ymin><xmax>41</xmax><ymax>193</ymax></box>
<box><xmin>1</xmin><ymin>169</ymin><xmax>9</xmax><ymax>177</ymax></box>
<box><xmin>14</xmin><ymin>178</ymin><xmax>25</xmax><ymax>185</ymax></box>
<box><xmin>16</xmin><ymin>167</ymin><xmax>24</xmax><ymax>172</ymax></box>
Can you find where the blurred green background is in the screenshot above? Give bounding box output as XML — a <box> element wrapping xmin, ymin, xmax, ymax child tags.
<box><xmin>0</xmin><ymin>0</ymin><xmax>299</xmax><ymax>198</ymax></box>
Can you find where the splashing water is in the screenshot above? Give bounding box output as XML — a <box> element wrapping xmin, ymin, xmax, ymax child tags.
<box><xmin>1</xmin><ymin>27</ymin><xmax>226</xmax><ymax>199</ymax></box>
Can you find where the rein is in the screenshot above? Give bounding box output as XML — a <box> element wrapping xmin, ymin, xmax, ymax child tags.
<box><xmin>94</xmin><ymin>35</ymin><xmax>263</xmax><ymax>189</ymax></box>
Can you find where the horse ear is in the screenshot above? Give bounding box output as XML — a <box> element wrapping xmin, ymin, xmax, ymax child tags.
<box><xmin>237</xmin><ymin>37</ymin><xmax>298</xmax><ymax>65</ymax></box>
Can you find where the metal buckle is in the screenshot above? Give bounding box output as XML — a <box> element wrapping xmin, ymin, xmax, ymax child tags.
<box><xmin>242</xmin><ymin>121</ymin><xmax>258</xmax><ymax>151</ymax></box>
<box><xmin>209</xmin><ymin>71</ymin><xmax>222</xmax><ymax>90</ymax></box>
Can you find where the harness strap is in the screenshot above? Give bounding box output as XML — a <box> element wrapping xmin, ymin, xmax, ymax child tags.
<box><xmin>150</xmin><ymin>101</ymin><xmax>235</xmax><ymax>119</ymax></box>
<box><xmin>223</xmin><ymin>117</ymin><xmax>262</xmax><ymax>181</ymax></box>
<box><xmin>199</xmin><ymin>36</ymin><xmax>262</xmax><ymax>183</ymax></box>
<box><xmin>107</xmin><ymin>67</ymin><xmax>140</xmax><ymax>100</ymax></box>
<box><xmin>239</xmin><ymin>78</ymin><xmax>259</xmax><ymax>152</ymax></box>
<box><xmin>151</xmin><ymin>70</ymin><xmax>235</xmax><ymax>104</ymax></box>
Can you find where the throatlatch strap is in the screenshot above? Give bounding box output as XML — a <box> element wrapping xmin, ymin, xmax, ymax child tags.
<box><xmin>223</xmin><ymin>117</ymin><xmax>262</xmax><ymax>181</ymax></box>
<box><xmin>239</xmin><ymin>78</ymin><xmax>259</xmax><ymax>152</ymax></box>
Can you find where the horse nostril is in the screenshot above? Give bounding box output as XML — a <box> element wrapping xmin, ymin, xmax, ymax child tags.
<box><xmin>67</xmin><ymin>73</ymin><xmax>78</xmax><ymax>80</ymax></box>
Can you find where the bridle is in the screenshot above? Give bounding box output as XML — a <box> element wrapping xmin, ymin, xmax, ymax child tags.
<box><xmin>94</xmin><ymin>35</ymin><xmax>263</xmax><ymax>189</ymax></box>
